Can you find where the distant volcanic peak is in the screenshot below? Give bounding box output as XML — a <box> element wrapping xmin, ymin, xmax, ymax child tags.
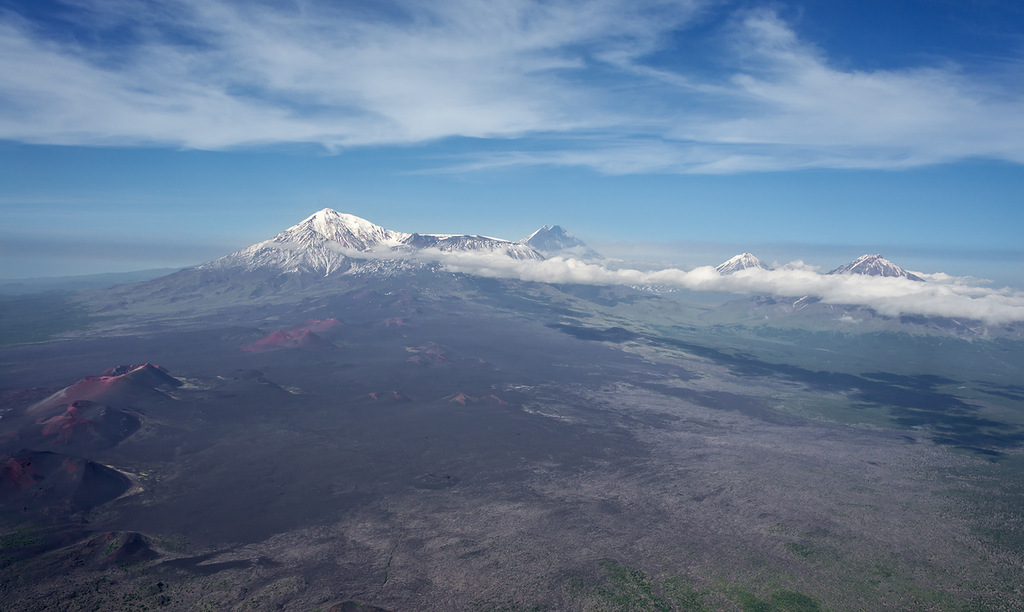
<box><xmin>716</xmin><ymin>253</ymin><xmax>772</xmax><ymax>274</ymax></box>
<box><xmin>523</xmin><ymin>224</ymin><xmax>576</xmax><ymax>247</ymax></box>
<box><xmin>828</xmin><ymin>254</ymin><xmax>923</xmax><ymax>281</ymax></box>
<box><xmin>199</xmin><ymin>208</ymin><xmax>547</xmax><ymax>278</ymax></box>
<box><xmin>284</xmin><ymin>209</ymin><xmax>409</xmax><ymax>252</ymax></box>
<box><xmin>521</xmin><ymin>225</ymin><xmax>600</xmax><ymax>259</ymax></box>
<box><xmin>282</xmin><ymin>209</ymin><xmax>542</xmax><ymax>260</ymax></box>
<box><xmin>242</xmin><ymin>328</ymin><xmax>335</xmax><ymax>352</ymax></box>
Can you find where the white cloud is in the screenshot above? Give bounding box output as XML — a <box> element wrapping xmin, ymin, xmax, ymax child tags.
<box><xmin>1</xmin><ymin>1</ymin><xmax>1021</xmax><ymax>173</ymax></box>
<box><xmin>683</xmin><ymin>10</ymin><xmax>1024</xmax><ymax>168</ymax></box>
<box><xmin>777</xmin><ymin>260</ymin><xmax>820</xmax><ymax>273</ymax></box>
<box><xmin>0</xmin><ymin>0</ymin><xmax>698</xmax><ymax>149</ymax></box>
<box><xmin>401</xmin><ymin>249</ymin><xmax>1024</xmax><ymax>324</ymax></box>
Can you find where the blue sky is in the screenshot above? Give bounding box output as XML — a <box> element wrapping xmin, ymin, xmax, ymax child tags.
<box><xmin>1</xmin><ymin>0</ymin><xmax>1022</xmax><ymax>285</ymax></box>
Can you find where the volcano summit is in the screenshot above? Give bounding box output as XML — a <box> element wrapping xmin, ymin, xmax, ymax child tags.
<box><xmin>203</xmin><ymin>208</ymin><xmax>543</xmax><ymax>278</ymax></box>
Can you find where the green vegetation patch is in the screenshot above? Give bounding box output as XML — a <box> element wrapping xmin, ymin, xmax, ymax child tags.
<box><xmin>0</xmin><ymin>528</ymin><xmax>44</xmax><ymax>550</ymax></box>
<box><xmin>661</xmin><ymin>576</ymin><xmax>706</xmax><ymax>611</ymax></box>
<box><xmin>593</xmin><ymin>558</ymin><xmax>671</xmax><ymax>611</ymax></box>
<box><xmin>734</xmin><ymin>587</ymin><xmax>821</xmax><ymax>612</ymax></box>
<box><xmin>565</xmin><ymin>560</ymin><xmax>713</xmax><ymax>612</ymax></box>
<box><xmin>566</xmin><ymin>559</ymin><xmax>823</xmax><ymax>612</ymax></box>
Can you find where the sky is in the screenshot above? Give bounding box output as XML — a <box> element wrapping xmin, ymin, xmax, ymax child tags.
<box><xmin>1</xmin><ymin>0</ymin><xmax>1023</xmax><ymax>287</ymax></box>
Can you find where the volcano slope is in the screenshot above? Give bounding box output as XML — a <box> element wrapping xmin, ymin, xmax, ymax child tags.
<box><xmin>1</xmin><ymin>267</ymin><xmax>1024</xmax><ymax>611</ymax></box>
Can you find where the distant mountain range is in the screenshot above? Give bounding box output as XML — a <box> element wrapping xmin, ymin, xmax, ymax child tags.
<box><xmin>8</xmin><ymin>210</ymin><xmax>931</xmax><ymax>296</ymax></box>
<box><xmin>201</xmin><ymin>208</ymin><xmax>544</xmax><ymax>279</ymax></box>
<box><xmin>707</xmin><ymin>252</ymin><xmax>958</xmax><ymax>333</ymax></box>
<box><xmin>81</xmin><ymin>209</ymin><xmax>994</xmax><ymax>336</ymax></box>
<box><xmin>210</xmin><ymin>209</ymin><xmax>925</xmax><ymax>283</ymax></box>
<box><xmin>715</xmin><ymin>252</ymin><xmax>923</xmax><ymax>280</ymax></box>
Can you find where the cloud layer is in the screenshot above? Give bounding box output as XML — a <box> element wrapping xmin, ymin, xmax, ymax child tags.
<box><xmin>2</xmin><ymin>1</ymin><xmax>1022</xmax><ymax>173</ymax></box>
<box><xmin>408</xmin><ymin>250</ymin><xmax>1024</xmax><ymax>325</ymax></box>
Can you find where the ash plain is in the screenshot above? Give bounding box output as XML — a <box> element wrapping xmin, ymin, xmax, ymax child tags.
<box><xmin>1</xmin><ymin>271</ymin><xmax>1023</xmax><ymax>611</ymax></box>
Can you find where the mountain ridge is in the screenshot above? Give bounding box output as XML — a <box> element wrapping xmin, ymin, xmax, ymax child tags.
<box><xmin>828</xmin><ymin>254</ymin><xmax>923</xmax><ymax>281</ymax></box>
<box><xmin>199</xmin><ymin>208</ymin><xmax>544</xmax><ymax>278</ymax></box>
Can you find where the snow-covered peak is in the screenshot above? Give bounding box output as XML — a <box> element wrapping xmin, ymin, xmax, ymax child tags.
<box><xmin>279</xmin><ymin>209</ymin><xmax>410</xmax><ymax>251</ymax></box>
<box><xmin>521</xmin><ymin>225</ymin><xmax>600</xmax><ymax>259</ymax></box>
<box><xmin>828</xmin><ymin>254</ymin><xmax>923</xmax><ymax>281</ymax></box>
<box><xmin>198</xmin><ymin>208</ymin><xmax>544</xmax><ymax>277</ymax></box>
<box><xmin>522</xmin><ymin>225</ymin><xmax>576</xmax><ymax>249</ymax></box>
<box><xmin>522</xmin><ymin>225</ymin><xmax>554</xmax><ymax>242</ymax></box>
<box><xmin>716</xmin><ymin>253</ymin><xmax>772</xmax><ymax>274</ymax></box>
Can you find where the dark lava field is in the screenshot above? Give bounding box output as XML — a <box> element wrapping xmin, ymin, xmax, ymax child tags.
<box><xmin>2</xmin><ymin>270</ymin><xmax>1024</xmax><ymax>611</ymax></box>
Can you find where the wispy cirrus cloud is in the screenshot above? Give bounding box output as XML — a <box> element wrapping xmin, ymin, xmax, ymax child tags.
<box><xmin>1</xmin><ymin>1</ymin><xmax>1022</xmax><ymax>173</ymax></box>
<box><xmin>0</xmin><ymin>0</ymin><xmax>698</xmax><ymax>148</ymax></box>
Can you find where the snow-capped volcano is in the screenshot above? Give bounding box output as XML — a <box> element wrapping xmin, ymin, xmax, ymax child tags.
<box><xmin>521</xmin><ymin>225</ymin><xmax>601</xmax><ymax>259</ymax></box>
<box><xmin>828</xmin><ymin>254</ymin><xmax>923</xmax><ymax>281</ymax></box>
<box><xmin>716</xmin><ymin>253</ymin><xmax>772</xmax><ymax>274</ymax></box>
<box><xmin>199</xmin><ymin>208</ymin><xmax>542</xmax><ymax>277</ymax></box>
<box><xmin>283</xmin><ymin>209</ymin><xmax>408</xmax><ymax>251</ymax></box>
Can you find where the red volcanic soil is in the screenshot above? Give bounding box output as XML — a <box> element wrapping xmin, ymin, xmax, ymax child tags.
<box><xmin>0</xmin><ymin>453</ymin><xmax>36</xmax><ymax>491</ymax></box>
<box><xmin>406</xmin><ymin>342</ymin><xmax>451</xmax><ymax>365</ymax></box>
<box><xmin>297</xmin><ymin>318</ymin><xmax>343</xmax><ymax>333</ymax></box>
<box><xmin>362</xmin><ymin>390</ymin><xmax>412</xmax><ymax>404</ymax></box>
<box><xmin>39</xmin><ymin>402</ymin><xmax>92</xmax><ymax>444</ymax></box>
<box><xmin>446</xmin><ymin>392</ymin><xmax>509</xmax><ymax>406</ymax></box>
<box><xmin>241</xmin><ymin>328</ymin><xmax>336</xmax><ymax>353</ymax></box>
<box><xmin>24</xmin><ymin>401</ymin><xmax>141</xmax><ymax>451</ymax></box>
<box><xmin>423</xmin><ymin>344</ymin><xmax>448</xmax><ymax>361</ymax></box>
<box><xmin>450</xmin><ymin>392</ymin><xmax>476</xmax><ymax>405</ymax></box>
<box><xmin>0</xmin><ymin>450</ymin><xmax>131</xmax><ymax>514</ymax></box>
<box><xmin>30</xmin><ymin>363</ymin><xmax>181</xmax><ymax>415</ymax></box>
